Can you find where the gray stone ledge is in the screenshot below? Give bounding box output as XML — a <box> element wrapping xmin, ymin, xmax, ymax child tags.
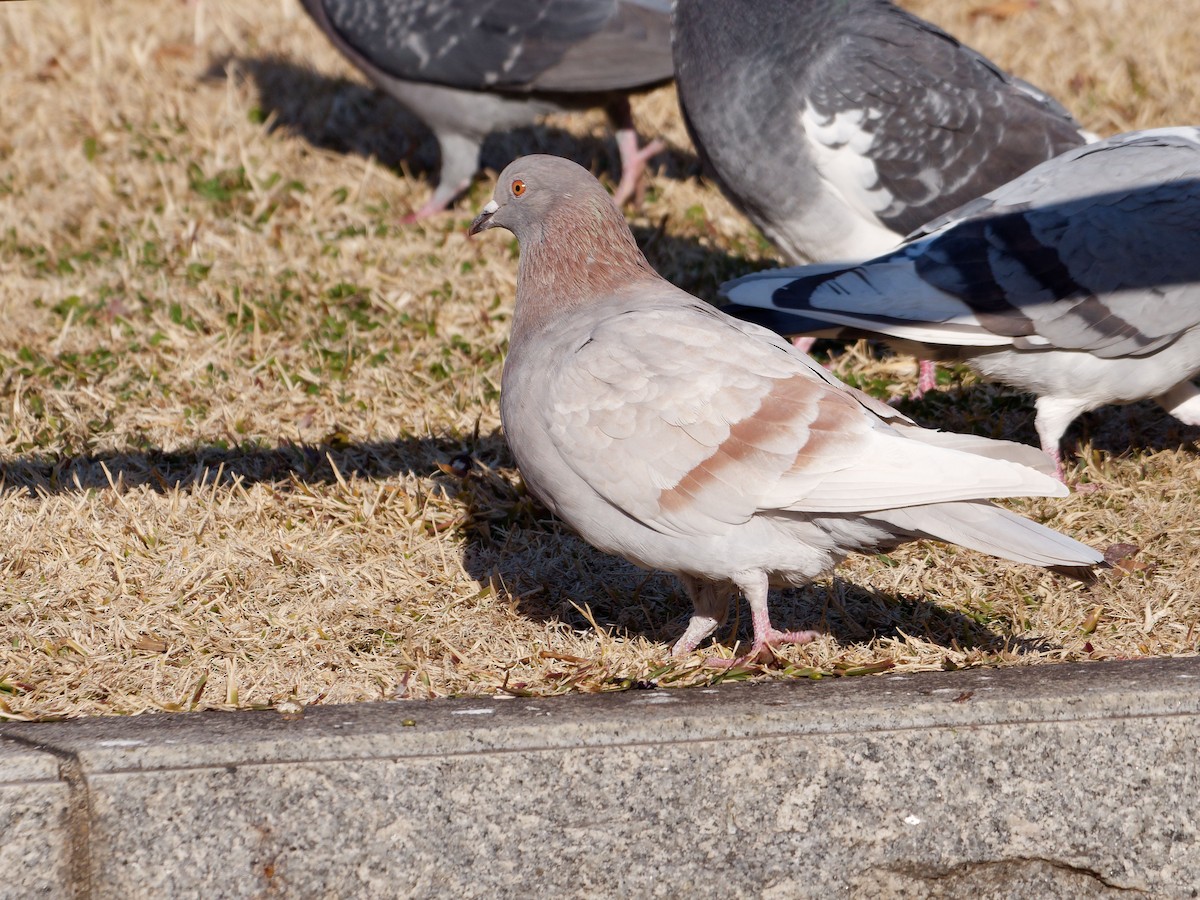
<box><xmin>0</xmin><ymin>738</ymin><xmax>73</xmax><ymax>900</ymax></box>
<box><xmin>2</xmin><ymin>657</ymin><xmax>1198</xmax><ymax>899</ymax></box>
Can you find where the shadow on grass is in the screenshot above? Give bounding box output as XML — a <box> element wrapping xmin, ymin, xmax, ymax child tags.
<box><xmin>0</xmin><ymin>432</ymin><xmax>500</xmax><ymax>499</ymax></box>
<box><xmin>469</xmin><ymin>536</ymin><xmax>1059</xmax><ymax>658</ymax></box>
<box><xmin>207</xmin><ymin>54</ymin><xmax>700</xmax><ymax>211</ymax></box>
<box><xmin>448</xmin><ymin>446</ymin><xmax>1057</xmax><ymax>658</ymax></box>
<box><xmin>0</xmin><ymin>430</ymin><xmax>1053</xmax><ymax>657</ymax></box>
<box><xmin>630</xmin><ymin>224</ymin><xmax>773</xmax><ymax>303</ymax></box>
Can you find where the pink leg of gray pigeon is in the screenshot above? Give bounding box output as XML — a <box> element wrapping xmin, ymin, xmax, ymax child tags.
<box><xmin>1035</xmin><ymin>395</ymin><xmax>1090</xmax><ymax>482</ymax></box>
<box><xmin>792</xmin><ymin>336</ymin><xmax>817</xmax><ymax>353</ymax></box>
<box><xmin>1045</xmin><ymin>446</ymin><xmax>1065</xmax><ymax>483</ymax></box>
<box><xmin>403</xmin><ymin>191</ymin><xmax>468</xmax><ymax>223</ymax></box>
<box><xmin>607</xmin><ymin>98</ymin><xmax>664</xmax><ymax>207</ymax></box>
<box><xmin>705</xmin><ymin>572</ymin><xmax>819</xmax><ymax>667</ymax></box>
<box><xmin>403</xmin><ymin>131</ymin><xmax>478</xmax><ymax>223</ymax></box>
<box><xmin>910</xmin><ymin>359</ymin><xmax>939</xmax><ymax>400</ymax></box>
<box><xmin>611</xmin><ymin>128</ymin><xmax>664</xmax><ymax>206</ymax></box>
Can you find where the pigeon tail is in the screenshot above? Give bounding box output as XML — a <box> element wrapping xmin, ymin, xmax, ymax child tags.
<box><xmin>872</xmin><ymin>500</ymin><xmax>1105</xmax><ymax>581</ymax></box>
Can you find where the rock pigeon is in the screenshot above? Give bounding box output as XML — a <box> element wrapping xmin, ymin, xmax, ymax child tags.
<box><xmin>469</xmin><ymin>154</ymin><xmax>1104</xmax><ymax>662</ymax></box>
<box><xmin>671</xmin><ymin>0</ymin><xmax>1091</xmax><ymax>265</ymax></box>
<box><xmin>300</xmin><ymin>0</ymin><xmax>673</xmax><ymax>221</ymax></box>
<box><xmin>720</xmin><ymin>128</ymin><xmax>1200</xmax><ymax>479</ymax></box>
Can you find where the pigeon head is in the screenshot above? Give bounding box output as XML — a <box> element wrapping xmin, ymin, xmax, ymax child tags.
<box><xmin>470</xmin><ymin>154</ymin><xmax>659</xmax><ymax>327</ymax></box>
<box><xmin>470</xmin><ymin>155</ymin><xmax>623</xmax><ymax>241</ymax></box>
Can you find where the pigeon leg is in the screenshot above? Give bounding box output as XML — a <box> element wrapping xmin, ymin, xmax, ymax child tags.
<box><xmin>910</xmin><ymin>359</ymin><xmax>939</xmax><ymax>400</ymax></box>
<box><xmin>743</xmin><ymin>572</ymin><xmax>820</xmax><ymax>659</ymax></box>
<box><xmin>403</xmin><ymin>131</ymin><xmax>479</xmax><ymax>223</ymax></box>
<box><xmin>403</xmin><ymin>192</ymin><xmax>463</xmax><ymax>223</ymax></box>
<box><xmin>1156</xmin><ymin>380</ymin><xmax>1200</xmax><ymax>426</ymax></box>
<box><xmin>1046</xmin><ymin>446</ymin><xmax>1066</xmax><ymax>483</ymax></box>
<box><xmin>706</xmin><ymin>572</ymin><xmax>819</xmax><ymax>666</ymax></box>
<box><xmin>671</xmin><ymin>575</ymin><xmax>732</xmax><ymax>657</ymax></box>
<box><xmin>607</xmin><ymin>98</ymin><xmax>663</xmax><ymax>207</ymax></box>
<box><xmin>1035</xmin><ymin>395</ymin><xmax>1089</xmax><ymax>482</ymax></box>
<box><xmin>792</xmin><ymin>336</ymin><xmax>817</xmax><ymax>354</ymax></box>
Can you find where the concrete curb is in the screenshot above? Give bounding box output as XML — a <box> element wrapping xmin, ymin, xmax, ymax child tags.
<box><xmin>2</xmin><ymin>656</ymin><xmax>1198</xmax><ymax>898</ymax></box>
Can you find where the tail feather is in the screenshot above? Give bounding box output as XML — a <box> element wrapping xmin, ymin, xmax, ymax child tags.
<box><xmin>720</xmin><ymin>263</ymin><xmax>858</xmax><ymax>338</ymax></box>
<box><xmin>720</xmin><ymin>303</ymin><xmax>855</xmax><ymax>340</ymax></box>
<box><xmin>719</xmin><ymin>256</ymin><xmax>1009</xmax><ymax>348</ymax></box>
<box><xmin>893</xmin><ymin>425</ymin><xmax>1059</xmax><ymax>477</ymax></box>
<box><xmin>872</xmin><ymin>500</ymin><xmax>1105</xmax><ymax>581</ymax></box>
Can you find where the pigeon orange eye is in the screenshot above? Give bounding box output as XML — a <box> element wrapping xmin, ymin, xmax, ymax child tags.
<box><xmin>511</xmin><ymin>179</ymin><xmax>526</xmax><ymax>197</ymax></box>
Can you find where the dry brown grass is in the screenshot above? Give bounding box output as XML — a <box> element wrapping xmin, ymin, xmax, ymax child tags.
<box><xmin>1</xmin><ymin>0</ymin><xmax>1197</xmax><ymax>720</ymax></box>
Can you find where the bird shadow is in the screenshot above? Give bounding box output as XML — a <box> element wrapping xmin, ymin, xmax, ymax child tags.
<box><xmin>462</xmin><ymin>521</ymin><xmax>1059</xmax><ymax>658</ymax></box>
<box><xmin>0</xmin><ymin>434</ymin><xmax>469</xmax><ymax>497</ymax></box>
<box><xmin>207</xmin><ymin>54</ymin><xmax>699</xmax><ymax>212</ymax></box>
<box><xmin>1</xmin><ymin>429</ymin><xmax>1055</xmax><ymax>658</ymax></box>
<box><xmin>448</xmin><ymin>443</ymin><xmax>1059</xmax><ymax>658</ymax></box>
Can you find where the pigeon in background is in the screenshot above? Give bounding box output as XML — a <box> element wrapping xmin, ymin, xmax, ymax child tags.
<box><xmin>469</xmin><ymin>154</ymin><xmax>1104</xmax><ymax>663</ymax></box>
<box><xmin>721</xmin><ymin>128</ymin><xmax>1200</xmax><ymax>479</ymax></box>
<box><xmin>672</xmin><ymin>0</ymin><xmax>1091</xmax><ymax>391</ymax></box>
<box><xmin>300</xmin><ymin>0</ymin><xmax>673</xmax><ymax>221</ymax></box>
<box><xmin>672</xmin><ymin>0</ymin><xmax>1090</xmax><ymax>263</ymax></box>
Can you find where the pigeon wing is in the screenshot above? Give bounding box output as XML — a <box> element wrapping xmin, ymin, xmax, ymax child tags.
<box><xmin>915</xmin><ymin>133</ymin><xmax>1200</xmax><ymax>358</ymax></box>
<box><xmin>722</xmin><ymin>129</ymin><xmax>1200</xmax><ymax>358</ymax></box>
<box><xmin>801</xmin><ymin>6</ymin><xmax>1086</xmax><ymax>236</ymax></box>
<box><xmin>314</xmin><ymin>0</ymin><xmax>672</xmax><ymax>93</ymax></box>
<box><xmin>541</xmin><ymin>303</ymin><xmax>1064</xmax><ymax>538</ymax></box>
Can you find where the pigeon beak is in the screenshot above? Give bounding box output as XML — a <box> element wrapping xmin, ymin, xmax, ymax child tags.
<box><xmin>469</xmin><ymin>200</ymin><xmax>499</xmax><ymax>236</ymax></box>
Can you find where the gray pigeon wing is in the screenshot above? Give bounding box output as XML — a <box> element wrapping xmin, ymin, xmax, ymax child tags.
<box><xmin>314</xmin><ymin>0</ymin><xmax>672</xmax><ymax>93</ymax></box>
<box><xmin>529</xmin><ymin>0</ymin><xmax>673</xmax><ymax>91</ymax></box>
<box><xmin>803</xmin><ymin>5</ymin><xmax>1086</xmax><ymax>235</ymax></box>
<box><xmin>913</xmin><ymin>132</ymin><xmax>1200</xmax><ymax>358</ymax></box>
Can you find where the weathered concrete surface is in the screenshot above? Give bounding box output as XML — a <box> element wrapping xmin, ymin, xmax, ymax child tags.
<box><xmin>0</xmin><ymin>737</ymin><xmax>73</xmax><ymax>900</ymax></box>
<box><xmin>2</xmin><ymin>657</ymin><xmax>1198</xmax><ymax>899</ymax></box>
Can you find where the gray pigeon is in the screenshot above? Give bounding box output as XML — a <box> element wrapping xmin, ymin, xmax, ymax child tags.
<box><xmin>469</xmin><ymin>154</ymin><xmax>1104</xmax><ymax>662</ymax></box>
<box><xmin>672</xmin><ymin>0</ymin><xmax>1091</xmax><ymax>264</ymax></box>
<box><xmin>721</xmin><ymin>128</ymin><xmax>1200</xmax><ymax>479</ymax></box>
<box><xmin>300</xmin><ymin>0</ymin><xmax>673</xmax><ymax>221</ymax></box>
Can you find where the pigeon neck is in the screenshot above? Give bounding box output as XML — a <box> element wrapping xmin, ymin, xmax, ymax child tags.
<box><xmin>512</xmin><ymin>196</ymin><xmax>660</xmax><ymax>335</ymax></box>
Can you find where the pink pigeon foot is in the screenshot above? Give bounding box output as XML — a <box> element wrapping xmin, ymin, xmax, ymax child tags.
<box><xmin>403</xmin><ymin>194</ymin><xmax>453</xmax><ymax>224</ymax></box>
<box><xmin>1045</xmin><ymin>445</ymin><xmax>1065</xmax><ymax>483</ymax></box>
<box><xmin>1034</xmin><ymin>395</ymin><xmax>1089</xmax><ymax>484</ymax></box>
<box><xmin>704</xmin><ymin>577</ymin><xmax>819</xmax><ymax>667</ymax></box>
<box><xmin>792</xmin><ymin>335</ymin><xmax>817</xmax><ymax>354</ymax></box>
<box><xmin>404</xmin><ymin>171</ymin><xmax>474</xmax><ymax>224</ymax></box>
<box><xmin>704</xmin><ymin>625</ymin><xmax>820</xmax><ymax>669</ymax></box>
<box><xmin>909</xmin><ymin>359</ymin><xmax>939</xmax><ymax>400</ymax></box>
<box><xmin>612</xmin><ymin>128</ymin><xmax>665</xmax><ymax>207</ymax></box>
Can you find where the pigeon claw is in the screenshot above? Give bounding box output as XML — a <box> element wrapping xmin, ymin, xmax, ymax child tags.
<box><xmin>909</xmin><ymin>359</ymin><xmax>940</xmax><ymax>400</ymax></box>
<box><xmin>703</xmin><ymin>628</ymin><xmax>820</xmax><ymax>669</ymax></box>
<box><xmin>612</xmin><ymin>132</ymin><xmax>665</xmax><ymax>208</ymax></box>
